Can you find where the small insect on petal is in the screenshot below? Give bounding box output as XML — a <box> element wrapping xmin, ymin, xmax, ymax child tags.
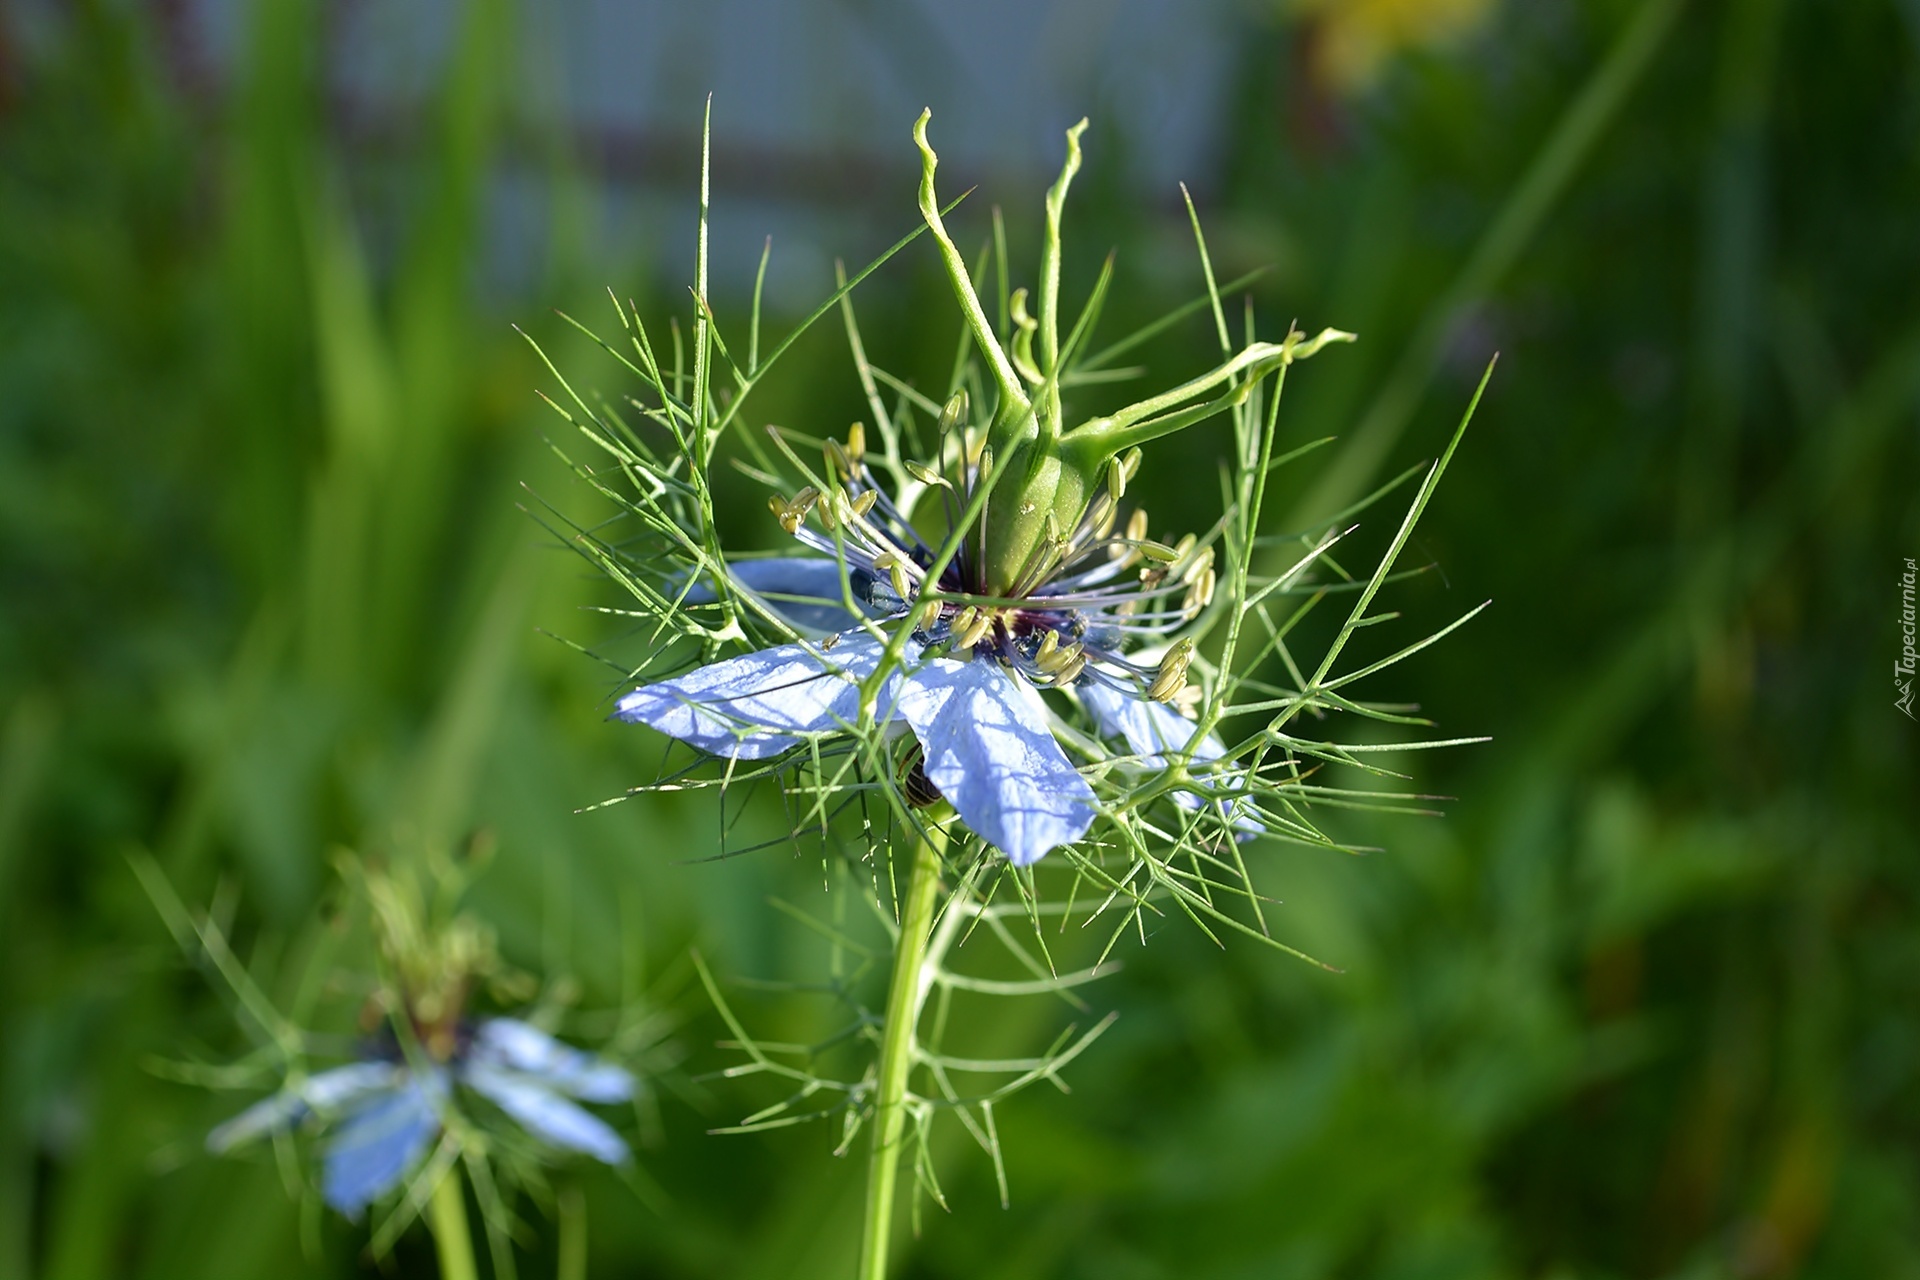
<box><xmin>902</xmin><ymin>748</ymin><xmax>943</xmax><ymax>808</ymax></box>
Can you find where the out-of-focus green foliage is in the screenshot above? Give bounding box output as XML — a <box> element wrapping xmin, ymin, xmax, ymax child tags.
<box><xmin>0</xmin><ymin>1</ymin><xmax>1914</xmax><ymax>1277</ymax></box>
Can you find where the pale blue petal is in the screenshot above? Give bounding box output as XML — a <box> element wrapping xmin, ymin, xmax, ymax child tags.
<box><xmin>208</xmin><ymin>1094</ymin><xmax>306</xmax><ymax>1153</ymax></box>
<box><xmin>1079</xmin><ymin>681</ymin><xmax>1262</xmax><ymax>836</ymax></box>
<box><xmin>895</xmin><ymin>659</ymin><xmax>1097</xmax><ymax>866</ymax></box>
<box><xmin>207</xmin><ymin>1062</ymin><xmax>401</xmax><ymax>1152</ymax></box>
<box><xmin>1078</xmin><ymin>681</ymin><xmax>1224</xmax><ymax>767</ymax></box>
<box><xmin>321</xmin><ymin>1073</ymin><xmax>443</xmax><ymax>1215</ymax></box>
<box><xmin>463</xmin><ymin>1064</ymin><xmax>629</xmax><ymax>1164</ymax></box>
<box><xmin>684</xmin><ymin>557</ymin><xmax>875</xmax><ymax>634</ymax></box>
<box><xmin>469</xmin><ymin>1019</ymin><xmax>633</xmax><ymax>1103</ymax></box>
<box><xmin>613</xmin><ymin>630</ymin><xmax>894</xmax><ymax>759</ymax></box>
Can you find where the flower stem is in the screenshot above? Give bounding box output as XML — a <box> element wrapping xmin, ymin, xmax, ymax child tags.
<box><xmin>858</xmin><ymin>826</ymin><xmax>946</xmax><ymax>1280</ymax></box>
<box><xmin>428</xmin><ymin>1165</ymin><xmax>478</xmax><ymax>1280</ymax></box>
<box><xmin>557</xmin><ymin>1182</ymin><xmax>587</xmax><ymax>1280</ymax></box>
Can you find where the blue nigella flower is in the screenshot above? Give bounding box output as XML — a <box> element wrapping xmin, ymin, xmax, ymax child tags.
<box><xmin>208</xmin><ymin>1018</ymin><xmax>633</xmax><ymax>1216</ymax></box>
<box><xmin>616</xmin><ymin>424</ymin><xmax>1249</xmax><ymax>866</ymax></box>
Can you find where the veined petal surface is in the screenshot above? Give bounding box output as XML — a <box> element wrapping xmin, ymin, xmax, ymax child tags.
<box><xmin>321</xmin><ymin>1072</ymin><xmax>444</xmax><ymax>1215</ymax></box>
<box><xmin>896</xmin><ymin>658</ymin><xmax>1097</xmax><ymax>866</ymax></box>
<box><xmin>614</xmin><ymin>630</ymin><xmax>892</xmax><ymax>759</ymax></box>
<box><xmin>463</xmin><ymin>1064</ymin><xmax>629</xmax><ymax>1164</ymax></box>
<box><xmin>206</xmin><ymin>1061</ymin><xmax>402</xmax><ymax>1152</ymax></box>
<box><xmin>698</xmin><ymin>557</ymin><xmax>875</xmax><ymax>635</ymax></box>
<box><xmin>469</xmin><ymin>1019</ymin><xmax>632</xmax><ymax>1103</ymax></box>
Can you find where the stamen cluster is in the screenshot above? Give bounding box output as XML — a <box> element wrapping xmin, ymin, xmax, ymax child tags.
<box><xmin>772</xmin><ymin>394</ymin><xmax>1216</xmax><ymax>711</ymax></box>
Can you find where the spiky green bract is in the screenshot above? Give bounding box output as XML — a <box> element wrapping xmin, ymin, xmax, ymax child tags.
<box><xmin>910</xmin><ymin>110</ymin><xmax>1355</xmax><ymax>596</ymax></box>
<box><xmin>546</xmin><ymin>111</ymin><xmax>1488</xmax><ymax>1276</ymax></box>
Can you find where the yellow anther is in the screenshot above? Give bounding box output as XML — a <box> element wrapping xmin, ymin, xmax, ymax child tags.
<box><xmin>773</xmin><ymin>486</ymin><xmax>820</xmax><ymax>534</ymax></box>
<box><xmin>1148</xmin><ymin>639</ymin><xmax>1196</xmax><ymax>703</ymax></box>
<box><xmin>1106</xmin><ymin>455</ymin><xmax>1126</xmax><ymax>502</ymax></box>
<box><xmin>825</xmin><ymin>437</ymin><xmax>853</xmax><ymax>479</ymax></box>
<box><xmin>846</xmin><ymin>421</ymin><xmax>866</xmax><ymax>464</ymax></box>
<box><xmin>873</xmin><ymin>551</ymin><xmax>911</xmax><ymax>600</ymax></box>
<box><xmin>956</xmin><ymin>610</ymin><xmax>995</xmax><ymax>651</ymax></box>
<box><xmin>1079</xmin><ymin>493</ymin><xmax>1113</xmax><ymax>541</ymax></box>
<box><xmin>1180</xmin><ymin>545</ymin><xmax>1215</xmax><ymax>586</ymax></box>
<box><xmin>1183</xmin><ymin>566</ymin><xmax>1216</xmax><ymax>618</ymax></box>
<box><xmin>938</xmin><ymin>389</ymin><xmax>969</xmax><ymax>436</ymax></box>
<box><xmin>1034</xmin><ymin>630</ymin><xmax>1060</xmax><ymax>666</ymax></box>
<box><xmin>949</xmin><ymin>605</ymin><xmax>978</xmax><ymax>637</ymax></box>
<box><xmin>850</xmin><ymin>489</ymin><xmax>878</xmax><ymax>518</ymax></box>
<box><xmin>1093</xmin><ymin>495</ymin><xmax>1118</xmax><ymax>540</ymax></box>
<box><xmin>1051</xmin><ymin>651</ymin><xmax>1088</xmax><ymax>685</ymax></box>
<box><xmin>1138</xmin><ymin>539</ymin><xmax>1181</xmax><ymax>564</ymax></box>
<box><xmin>905</xmin><ymin>460</ymin><xmax>951</xmax><ymax>490</ymax></box>
<box><xmin>1120</xmin><ymin>448</ymin><xmax>1143</xmax><ymax>483</ymax></box>
<box><xmin>1037</xmin><ymin>639</ymin><xmax>1082</xmax><ymax>676</ymax></box>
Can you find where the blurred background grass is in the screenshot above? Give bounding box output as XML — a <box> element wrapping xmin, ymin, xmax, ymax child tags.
<box><xmin>2</xmin><ymin>0</ymin><xmax>1917</xmax><ymax>1277</ymax></box>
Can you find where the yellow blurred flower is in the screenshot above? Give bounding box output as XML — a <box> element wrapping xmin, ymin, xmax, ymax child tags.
<box><xmin>1294</xmin><ymin>0</ymin><xmax>1496</xmax><ymax>91</ymax></box>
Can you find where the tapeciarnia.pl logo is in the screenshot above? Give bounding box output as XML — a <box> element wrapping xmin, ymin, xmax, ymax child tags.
<box><xmin>1898</xmin><ymin>557</ymin><xmax>1917</xmax><ymax>720</ymax></box>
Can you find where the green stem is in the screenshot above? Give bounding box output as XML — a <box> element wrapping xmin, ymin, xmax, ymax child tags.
<box><xmin>557</xmin><ymin>1182</ymin><xmax>587</xmax><ymax>1280</ymax></box>
<box><xmin>858</xmin><ymin>827</ymin><xmax>946</xmax><ymax>1280</ymax></box>
<box><xmin>428</xmin><ymin>1165</ymin><xmax>478</xmax><ymax>1280</ymax></box>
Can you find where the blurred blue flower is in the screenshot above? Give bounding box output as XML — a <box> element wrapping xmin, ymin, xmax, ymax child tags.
<box><xmin>618</xmin><ymin>435</ymin><xmax>1253</xmax><ymax>866</ymax></box>
<box><xmin>209</xmin><ymin>1018</ymin><xmax>633</xmax><ymax>1216</ymax></box>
